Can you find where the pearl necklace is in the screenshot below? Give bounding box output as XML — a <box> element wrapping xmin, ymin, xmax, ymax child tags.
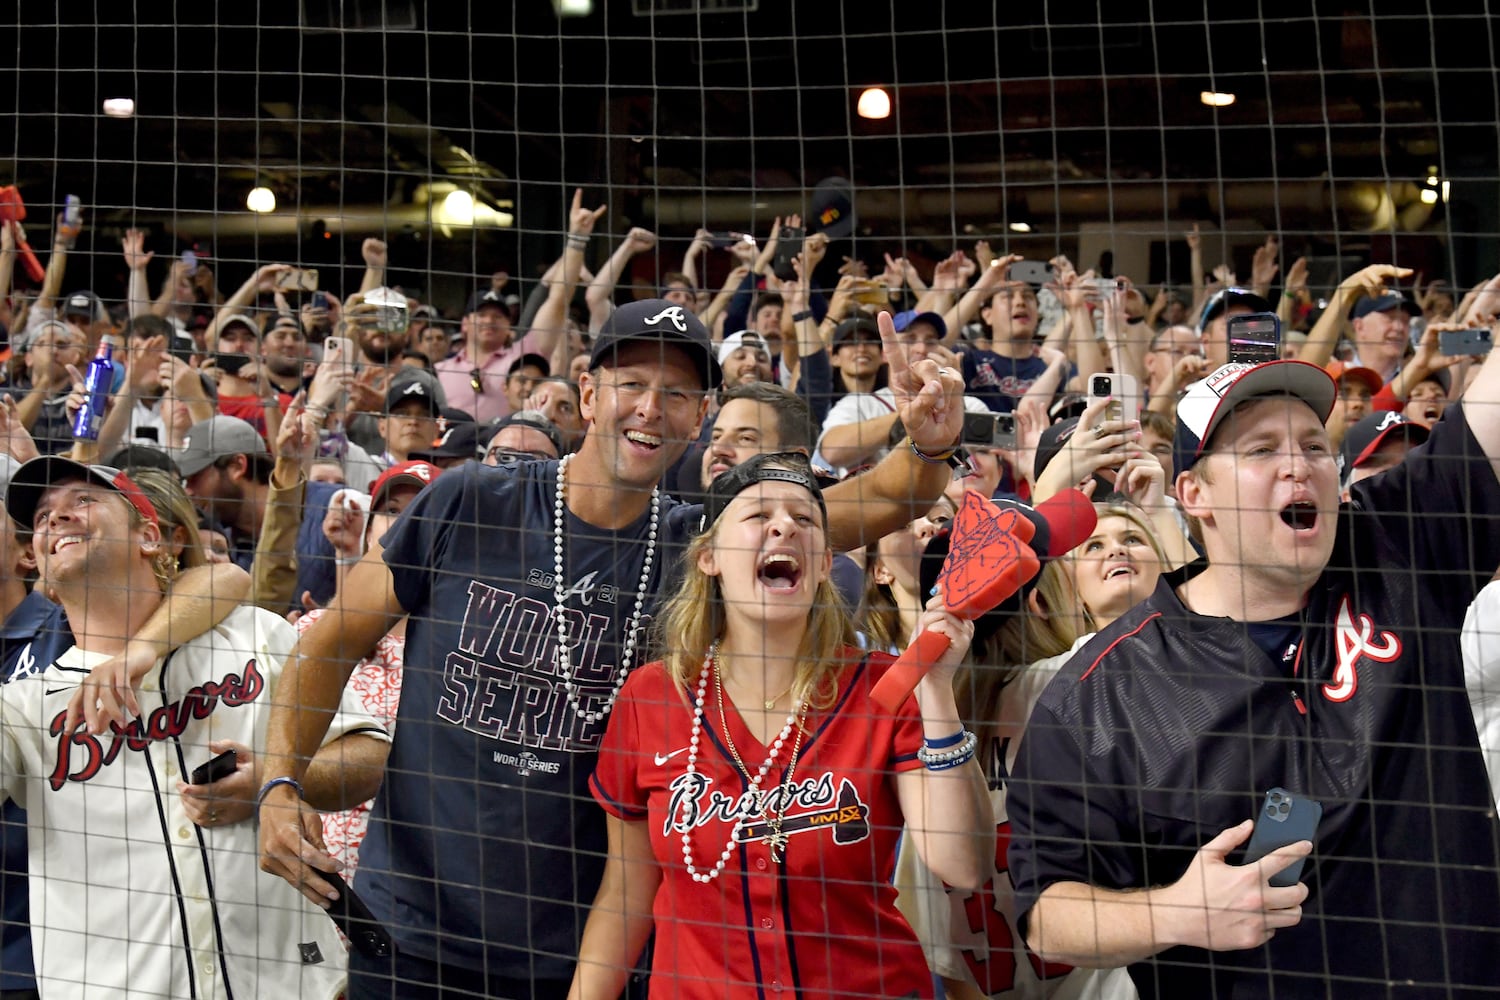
<box><xmin>682</xmin><ymin>642</ymin><xmax>805</xmax><ymax>883</ymax></box>
<box><xmin>553</xmin><ymin>453</ymin><xmax>660</xmax><ymax>723</ymax></box>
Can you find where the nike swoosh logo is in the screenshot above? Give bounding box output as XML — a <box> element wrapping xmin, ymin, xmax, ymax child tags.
<box><xmin>654</xmin><ymin>747</ymin><xmax>689</xmax><ymax>767</ymax></box>
<box><xmin>44</xmin><ymin>687</ymin><xmax>74</xmax><ymax>697</ymax></box>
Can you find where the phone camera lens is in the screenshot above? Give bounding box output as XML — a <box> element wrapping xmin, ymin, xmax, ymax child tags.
<box><xmin>1093</xmin><ymin>376</ymin><xmax>1109</xmax><ymax>396</ymax></box>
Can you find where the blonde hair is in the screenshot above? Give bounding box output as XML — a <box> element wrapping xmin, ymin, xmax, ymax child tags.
<box><xmin>1068</xmin><ymin>503</ymin><xmax>1168</xmax><ymax>634</ymax></box>
<box><xmin>127</xmin><ymin>468</ymin><xmax>207</xmax><ymax>591</ymax></box>
<box><xmin>657</xmin><ymin>519</ymin><xmax>857</xmax><ymax>713</ymax></box>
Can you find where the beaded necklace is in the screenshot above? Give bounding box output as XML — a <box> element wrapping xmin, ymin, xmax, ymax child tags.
<box><xmin>552</xmin><ymin>453</ymin><xmax>660</xmax><ymax>724</ymax></box>
<box><xmin>682</xmin><ymin>642</ymin><xmax>805</xmax><ymax>882</ymax></box>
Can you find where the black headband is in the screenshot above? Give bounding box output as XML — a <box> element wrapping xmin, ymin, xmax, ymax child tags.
<box><xmin>699</xmin><ymin>452</ymin><xmax>826</xmax><ymax>533</ymax></box>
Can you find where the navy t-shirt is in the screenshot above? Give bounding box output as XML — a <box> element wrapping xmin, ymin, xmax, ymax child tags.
<box><xmin>0</xmin><ymin>591</ymin><xmax>72</xmax><ymax>991</ymax></box>
<box><xmin>959</xmin><ymin>350</ymin><xmax>1052</xmax><ymax>413</ymax></box>
<box><xmin>362</xmin><ymin>459</ymin><xmax>700</xmax><ymax>978</ymax></box>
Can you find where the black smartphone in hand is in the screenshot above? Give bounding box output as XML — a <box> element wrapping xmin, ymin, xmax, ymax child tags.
<box><xmin>1243</xmin><ymin>787</ymin><xmax>1321</xmax><ymax>887</ymax></box>
<box><xmin>772</xmin><ymin>225</ymin><xmax>805</xmax><ymax>280</ymax></box>
<box><xmin>322</xmin><ymin>870</ymin><xmax>397</xmax><ymax>958</ymax></box>
<box><xmin>190</xmin><ymin>749</ymin><xmax>237</xmax><ymax>786</ymax></box>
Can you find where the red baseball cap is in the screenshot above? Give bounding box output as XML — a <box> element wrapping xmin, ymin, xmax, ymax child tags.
<box><xmin>369</xmin><ymin>460</ymin><xmax>440</xmax><ymax>508</ymax></box>
<box><xmin>1324</xmin><ymin>360</ymin><xmax>1384</xmax><ymax>395</ymax></box>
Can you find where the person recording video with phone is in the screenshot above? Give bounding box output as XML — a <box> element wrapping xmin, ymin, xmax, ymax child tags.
<box><xmin>1008</xmin><ymin>352</ymin><xmax>1500</xmax><ymax>997</ymax></box>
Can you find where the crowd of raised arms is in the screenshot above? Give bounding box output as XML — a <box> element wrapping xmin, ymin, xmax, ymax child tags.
<box><xmin>0</xmin><ymin>191</ymin><xmax>1496</xmax><ymax>1000</ymax></box>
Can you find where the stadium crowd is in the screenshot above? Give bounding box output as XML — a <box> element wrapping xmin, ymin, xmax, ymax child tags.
<box><xmin>0</xmin><ymin>193</ymin><xmax>1495</xmax><ymax>999</ymax></box>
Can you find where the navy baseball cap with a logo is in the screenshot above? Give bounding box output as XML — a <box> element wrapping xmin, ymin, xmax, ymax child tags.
<box><xmin>385</xmin><ymin>376</ymin><xmax>442</xmax><ymax>416</ymax></box>
<box><xmin>6</xmin><ymin>457</ymin><xmax>159</xmax><ymax>528</ymax></box>
<box><xmin>465</xmin><ymin>288</ymin><xmax>510</xmax><ymax>315</ymax></box>
<box><xmin>1197</xmin><ymin>286</ymin><xmax>1272</xmax><ymax>333</ymax></box>
<box><xmin>1173</xmin><ymin>360</ymin><xmax>1337</xmax><ymax>478</ymax></box>
<box><xmin>588</xmin><ymin>298</ymin><xmax>721</xmax><ymax>390</ymax></box>
<box><xmin>1350</xmin><ymin>291</ymin><xmax>1422</xmax><ymax>320</ymax></box>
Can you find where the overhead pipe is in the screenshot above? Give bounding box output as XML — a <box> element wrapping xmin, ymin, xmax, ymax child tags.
<box><xmin>645</xmin><ymin>179</ymin><xmax>1430</xmax><ymax>234</ymax></box>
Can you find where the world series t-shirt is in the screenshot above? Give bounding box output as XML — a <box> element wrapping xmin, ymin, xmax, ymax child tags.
<box><xmin>364</xmin><ymin>459</ymin><xmax>701</xmax><ymax>979</ymax></box>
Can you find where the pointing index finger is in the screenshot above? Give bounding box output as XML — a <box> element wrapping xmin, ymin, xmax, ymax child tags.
<box><xmin>877</xmin><ymin>310</ymin><xmax>908</xmax><ymax>383</ymax></box>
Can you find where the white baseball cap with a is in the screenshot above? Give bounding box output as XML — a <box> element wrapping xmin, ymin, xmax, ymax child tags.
<box><xmin>1172</xmin><ymin>360</ymin><xmax>1337</xmax><ymax>476</ymax></box>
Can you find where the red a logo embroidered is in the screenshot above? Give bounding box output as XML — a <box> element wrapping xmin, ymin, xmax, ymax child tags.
<box><xmin>1322</xmin><ymin>596</ymin><xmax>1401</xmax><ymax>702</ymax></box>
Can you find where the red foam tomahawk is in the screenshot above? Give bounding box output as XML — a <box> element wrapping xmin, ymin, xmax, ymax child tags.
<box><xmin>0</xmin><ymin>187</ymin><xmax>48</xmax><ymax>284</ymax></box>
<box><xmin>870</xmin><ymin>488</ymin><xmax>1097</xmax><ymax>713</ymax></box>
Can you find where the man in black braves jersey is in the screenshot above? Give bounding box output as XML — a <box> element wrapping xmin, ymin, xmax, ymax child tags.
<box><xmin>1008</xmin><ymin>353</ymin><xmax>1500</xmax><ymax>998</ymax></box>
<box><xmin>257</xmin><ymin>296</ymin><xmax>967</xmax><ymax>1000</ymax></box>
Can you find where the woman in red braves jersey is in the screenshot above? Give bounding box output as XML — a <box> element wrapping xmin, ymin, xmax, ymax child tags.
<box><xmin>574</xmin><ymin>452</ymin><xmax>993</xmax><ymax>1000</ymax></box>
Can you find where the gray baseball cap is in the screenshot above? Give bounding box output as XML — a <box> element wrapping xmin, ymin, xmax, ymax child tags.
<box><xmin>173</xmin><ymin>416</ymin><xmax>268</xmax><ymax>477</ymax></box>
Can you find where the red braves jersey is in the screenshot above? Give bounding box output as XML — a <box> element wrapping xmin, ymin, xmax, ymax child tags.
<box><xmin>591</xmin><ymin>649</ymin><xmax>933</xmax><ymax>1000</ymax></box>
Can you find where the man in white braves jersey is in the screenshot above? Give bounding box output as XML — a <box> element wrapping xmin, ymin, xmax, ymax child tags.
<box><xmin>0</xmin><ymin>456</ymin><xmax>391</xmax><ymax>1000</ymax></box>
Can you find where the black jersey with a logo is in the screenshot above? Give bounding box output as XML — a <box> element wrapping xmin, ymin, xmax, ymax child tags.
<box><xmin>1009</xmin><ymin>403</ymin><xmax>1500</xmax><ymax>998</ymax></box>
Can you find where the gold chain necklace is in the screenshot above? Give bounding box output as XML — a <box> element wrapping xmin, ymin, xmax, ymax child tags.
<box><xmin>716</xmin><ymin>658</ymin><xmax>806</xmax><ymax>863</ymax></box>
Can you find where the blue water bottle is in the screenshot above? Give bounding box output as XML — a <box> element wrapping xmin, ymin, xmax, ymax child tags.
<box><xmin>71</xmin><ymin>335</ymin><xmax>118</xmax><ymax>441</ymax></box>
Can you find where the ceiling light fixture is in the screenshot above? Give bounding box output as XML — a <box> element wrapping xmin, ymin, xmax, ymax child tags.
<box><xmin>1200</xmin><ymin>91</ymin><xmax>1236</xmax><ymax>107</ymax></box>
<box><xmin>857</xmin><ymin>88</ymin><xmax>891</xmax><ymax>120</ymax></box>
<box><xmin>442</xmin><ymin>189</ymin><xmax>476</xmax><ymax>225</ymax></box>
<box><xmin>102</xmin><ymin>98</ymin><xmax>135</xmax><ymax>119</ymax></box>
<box><xmin>1009</xmin><ymin>221</ymin><xmax>1033</xmax><ymax>233</ymax></box>
<box><xmin>246</xmin><ymin>186</ymin><xmax>276</xmax><ymax>213</ymax></box>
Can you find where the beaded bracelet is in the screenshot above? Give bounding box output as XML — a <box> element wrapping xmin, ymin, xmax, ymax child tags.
<box><xmin>565</xmin><ymin>232</ymin><xmax>589</xmax><ymax>251</ymax></box>
<box><xmin>256</xmin><ymin>776</ymin><xmax>305</xmax><ymax>810</ymax></box>
<box><xmin>909</xmin><ymin>439</ymin><xmax>959</xmax><ymax>465</ymax></box>
<box><xmin>916</xmin><ymin>729</ymin><xmax>978</xmax><ymax>771</ymax></box>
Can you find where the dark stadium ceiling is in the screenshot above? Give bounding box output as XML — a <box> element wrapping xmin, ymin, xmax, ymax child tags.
<box><xmin>4</xmin><ymin>0</ymin><xmax>1495</xmax><ymax>258</ymax></box>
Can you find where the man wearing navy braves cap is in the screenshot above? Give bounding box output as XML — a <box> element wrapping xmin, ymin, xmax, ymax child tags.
<box><xmin>378</xmin><ymin>373</ymin><xmax>442</xmax><ymax>468</ymax></box>
<box><xmin>258</xmin><ymin>297</ymin><xmax>968</xmax><ymax>998</ymax></box>
<box><xmin>1009</xmin><ymin>353</ymin><xmax>1500</xmax><ymax>997</ymax></box>
<box><xmin>1349</xmin><ymin>291</ymin><xmax>1422</xmax><ymax>385</ymax></box>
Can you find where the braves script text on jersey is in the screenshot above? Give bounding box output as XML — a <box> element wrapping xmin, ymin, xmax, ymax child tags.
<box><xmin>0</xmin><ymin>604</ymin><xmax>388</xmax><ymax>1000</ymax></box>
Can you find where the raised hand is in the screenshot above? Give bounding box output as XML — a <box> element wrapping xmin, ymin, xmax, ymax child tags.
<box><xmin>881</xmin><ymin>311</ymin><xmax>963</xmax><ymax>454</ymax></box>
<box><xmin>838</xmin><ymin>255</ymin><xmax>869</xmax><ymax>279</ymax></box>
<box><xmin>362</xmin><ymin>238</ymin><xmax>388</xmax><ymax>270</ymax></box>
<box><xmin>1284</xmin><ymin>256</ymin><xmax>1309</xmax><ymax>295</ymax></box>
<box><xmin>568</xmin><ymin>188</ymin><xmax>608</xmax><ymax>236</ymax></box>
<box><xmin>1338</xmin><ymin>263</ymin><xmax>1415</xmax><ymax>304</ymax></box>
<box><xmin>624</xmin><ymin>227</ymin><xmax>657</xmax><ymax>255</ymax></box>
<box><xmin>1251</xmin><ymin>235</ymin><xmax>1280</xmax><ymax>293</ymax></box>
<box><xmin>0</xmin><ymin>396</ymin><xmax>40</xmax><ymax>464</ymax></box>
<box><xmin>973</xmin><ymin>240</ymin><xmax>995</xmax><ymax>271</ymax></box>
<box><xmin>122</xmin><ymin>229</ymin><xmax>154</xmax><ymax>272</ymax></box>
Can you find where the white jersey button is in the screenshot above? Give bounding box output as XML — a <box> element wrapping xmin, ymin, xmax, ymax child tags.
<box><xmin>176</xmin><ymin>826</ymin><xmax>191</xmax><ymax>840</ymax></box>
